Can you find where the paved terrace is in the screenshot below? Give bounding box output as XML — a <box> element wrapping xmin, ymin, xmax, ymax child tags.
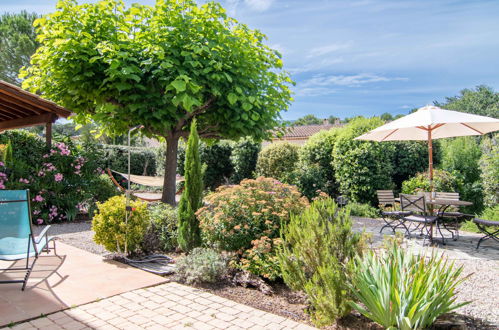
<box><xmin>1</xmin><ymin>242</ymin><xmax>314</xmax><ymax>330</ymax></box>
<box><xmin>8</xmin><ymin>282</ymin><xmax>315</xmax><ymax>330</ymax></box>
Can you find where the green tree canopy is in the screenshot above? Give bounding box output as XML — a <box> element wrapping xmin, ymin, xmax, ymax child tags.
<box><xmin>293</xmin><ymin>114</ymin><xmax>323</xmax><ymax>126</ymax></box>
<box><xmin>435</xmin><ymin>85</ymin><xmax>499</xmax><ymax>118</ymax></box>
<box><xmin>0</xmin><ymin>11</ymin><xmax>39</xmax><ymax>85</ymax></box>
<box><xmin>21</xmin><ymin>0</ymin><xmax>293</xmax><ymax>204</ymax></box>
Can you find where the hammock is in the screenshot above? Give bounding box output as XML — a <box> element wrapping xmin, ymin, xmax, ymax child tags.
<box><xmin>107</xmin><ymin>169</ymin><xmax>184</xmax><ymax>202</ymax></box>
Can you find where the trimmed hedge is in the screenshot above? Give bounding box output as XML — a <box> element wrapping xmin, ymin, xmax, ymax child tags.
<box><xmin>101</xmin><ymin>145</ymin><xmax>157</xmax><ymax>175</ymax></box>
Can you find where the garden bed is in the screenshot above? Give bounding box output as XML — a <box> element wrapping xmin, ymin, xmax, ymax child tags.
<box><xmin>38</xmin><ymin>219</ymin><xmax>499</xmax><ymax>329</ymax></box>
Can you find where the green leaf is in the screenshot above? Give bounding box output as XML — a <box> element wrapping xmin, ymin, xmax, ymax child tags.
<box><xmin>227</xmin><ymin>93</ymin><xmax>238</xmax><ymax>105</ymax></box>
<box><xmin>171</xmin><ymin>80</ymin><xmax>187</xmax><ymax>92</ymax></box>
<box><xmin>242</xmin><ymin>102</ymin><xmax>252</xmax><ymax>111</ymax></box>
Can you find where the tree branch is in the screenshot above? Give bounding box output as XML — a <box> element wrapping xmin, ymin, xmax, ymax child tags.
<box><xmin>174</xmin><ymin>97</ymin><xmax>216</xmax><ymax>132</ymax></box>
<box><xmin>106</xmin><ymin>98</ymin><xmax>124</xmax><ymax>107</ymax></box>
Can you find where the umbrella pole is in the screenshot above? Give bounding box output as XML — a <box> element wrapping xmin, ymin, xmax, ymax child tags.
<box><xmin>428</xmin><ymin>127</ymin><xmax>434</xmax><ymax>193</ymax></box>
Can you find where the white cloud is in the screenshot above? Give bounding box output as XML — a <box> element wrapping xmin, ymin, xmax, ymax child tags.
<box><xmin>400</xmin><ymin>105</ymin><xmax>411</xmax><ymax>109</ymax></box>
<box><xmin>295</xmin><ymin>87</ymin><xmax>338</xmax><ymax>97</ymax></box>
<box><xmin>301</xmin><ymin>73</ymin><xmax>408</xmax><ymax>88</ymax></box>
<box><xmin>244</xmin><ymin>0</ymin><xmax>274</xmax><ymax>11</ymax></box>
<box><xmin>307</xmin><ymin>42</ymin><xmax>352</xmax><ymax>58</ymax></box>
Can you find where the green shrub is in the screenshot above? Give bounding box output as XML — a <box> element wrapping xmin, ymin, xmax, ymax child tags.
<box><xmin>176</xmin><ymin>248</ymin><xmax>228</xmax><ymax>284</ymax></box>
<box><xmin>230</xmin><ymin>137</ymin><xmax>260</xmax><ymax>183</ymax></box>
<box><xmin>178</xmin><ymin>120</ymin><xmax>203</xmax><ymax>252</ymax></box>
<box><xmin>174</xmin><ymin>140</ymin><xmax>233</xmax><ymax>190</ymax></box>
<box><xmin>201</xmin><ymin>141</ymin><xmax>233</xmax><ymax>190</ymax></box>
<box><xmin>198</xmin><ymin>177</ymin><xmax>308</xmax><ymax>279</ymax></box>
<box><xmin>345</xmin><ymin>202</ymin><xmax>380</xmax><ymax>218</ymax></box>
<box><xmin>0</xmin><ymin>131</ymin><xmax>119</xmax><ymax>223</ymax></box>
<box><xmin>391</xmin><ymin>141</ymin><xmax>428</xmax><ymax>189</ymax></box>
<box><xmin>299</xmin><ymin>128</ymin><xmax>341</xmax><ymax>196</ymax></box>
<box><xmin>349</xmin><ymin>241</ymin><xmax>469</xmax><ymax>329</ymax></box>
<box><xmin>332</xmin><ymin>117</ymin><xmax>395</xmax><ymax>205</ymax></box>
<box><xmin>102</xmin><ymin>145</ymin><xmax>157</xmax><ymax>176</ymax></box>
<box><xmin>401</xmin><ymin>169</ymin><xmax>463</xmax><ymax>195</ymax></box>
<box><xmin>142</xmin><ymin>202</ymin><xmax>178</xmax><ymax>253</ymax></box>
<box><xmin>440</xmin><ymin>137</ymin><xmax>484</xmax><ymax>213</ymax></box>
<box><xmin>92</xmin><ymin>195</ymin><xmax>150</xmax><ymax>254</ymax></box>
<box><xmin>479</xmin><ymin>133</ymin><xmax>498</xmax><ymax>208</ymax></box>
<box><xmin>461</xmin><ymin>205</ymin><xmax>499</xmax><ymax>233</ymax></box>
<box><xmin>294</xmin><ymin>164</ymin><xmax>330</xmax><ymax>200</ymax></box>
<box><xmin>278</xmin><ymin>197</ymin><xmax>361</xmax><ymax>326</ymax></box>
<box><xmin>256</xmin><ymin>142</ymin><xmax>299</xmax><ymax>183</ymax></box>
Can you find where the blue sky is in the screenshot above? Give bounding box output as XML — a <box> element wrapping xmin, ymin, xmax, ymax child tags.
<box><xmin>2</xmin><ymin>0</ymin><xmax>499</xmax><ymax>120</ymax></box>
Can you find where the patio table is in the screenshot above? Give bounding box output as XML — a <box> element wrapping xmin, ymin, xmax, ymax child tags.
<box><xmin>427</xmin><ymin>199</ymin><xmax>472</xmax><ymax>243</ymax></box>
<box><xmin>394</xmin><ymin>197</ymin><xmax>473</xmax><ymax>243</ymax></box>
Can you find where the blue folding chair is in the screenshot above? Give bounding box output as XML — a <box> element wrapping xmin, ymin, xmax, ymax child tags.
<box><xmin>0</xmin><ymin>190</ymin><xmax>56</xmax><ymax>290</ymax></box>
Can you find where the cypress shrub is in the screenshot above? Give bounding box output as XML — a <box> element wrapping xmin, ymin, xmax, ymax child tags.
<box><xmin>177</xmin><ymin>120</ymin><xmax>203</xmax><ymax>252</ymax></box>
<box><xmin>278</xmin><ymin>197</ymin><xmax>362</xmax><ymax>326</ymax></box>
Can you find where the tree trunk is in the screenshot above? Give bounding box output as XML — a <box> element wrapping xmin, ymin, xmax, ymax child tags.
<box><xmin>162</xmin><ymin>134</ymin><xmax>179</xmax><ymax>205</ymax></box>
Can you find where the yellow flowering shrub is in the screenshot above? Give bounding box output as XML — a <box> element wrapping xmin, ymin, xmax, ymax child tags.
<box><xmin>197</xmin><ymin>177</ymin><xmax>308</xmax><ymax>279</ymax></box>
<box><xmin>92</xmin><ymin>195</ymin><xmax>150</xmax><ymax>254</ymax></box>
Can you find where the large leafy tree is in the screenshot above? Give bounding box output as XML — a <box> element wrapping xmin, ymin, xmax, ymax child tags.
<box><xmin>21</xmin><ymin>0</ymin><xmax>293</xmax><ymax>205</ymax></box>
<box><xmin>435</xmin><ymin>85</ymin><xmax>498</xmax><ymax>118</ymax></box>
<box><xmin>0</xmin><ymin>11</ymin><xmax>39</xmax><ymax>85</ymax></box>
<box><xmin>293</xmin><ymin>114</ymin><xmax>322</xmax><ymax>126</ymax></box>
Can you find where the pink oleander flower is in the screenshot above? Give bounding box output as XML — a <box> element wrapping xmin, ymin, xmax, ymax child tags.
<box><xmin>19</xmin><ymin>178</ymin><xmax>30</xmax><ymax>184</ymax></box>
<box><xmin>0</xmin><ymin>161</ymin><xmax>4</xmax><ymax>167</ymax></box>
<box><xmin>33</xmin><ymin>210</ymin><xmax>41</xmax><ymax>215</ymax></box>
<box><xmin>0</xmin><ymin>183</ymin><xmax>5</xmax><ymax>189</ymax></box>
<box><xmin>54</xmin><ymin>173</ymin><xmax>63</xmax><ymax>182</ymax></box>
<box><xmin>37</xmin><ymin>218</ymin><xmax>43</xmax><ymax>225</ymax></box>
<box><xmin>43</xmin><ymin>154</ymin><xmax>49</xmax><ymax>158</ymax></box>
<box><xmin>38</xmin><ymin>170</ymin><xmax>45</xmax><ymax>177</ymax></box>
<box><xmin>33</xmin><ymin>195</ymin><xmax>44</xmax><ymax>202</ymax></box>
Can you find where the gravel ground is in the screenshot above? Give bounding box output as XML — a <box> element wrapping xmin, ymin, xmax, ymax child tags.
<box><xmin>33</xmin><ymin>221</ymin><xmax>107</xmax><ymax>256</ymax></box>
<box><xmin>353</xmin><ymin>217</ymin><xmax>499</xmax><ymax>326</ymax></box>
<box><xmin>35</xmin><ymin>218</ymin><xmax>499</xmax><ymax>327</ymax></box>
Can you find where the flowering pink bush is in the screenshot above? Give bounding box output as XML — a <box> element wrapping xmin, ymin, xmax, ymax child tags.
<box><xmin>197</xmin><ymin>177</ymin><xmax>308</xmax><ymax>279</ymax></box>
<box><xmin>0</xmin><ymin>135</ymin><xmax>118</xmax><ymax>224</ymax></box>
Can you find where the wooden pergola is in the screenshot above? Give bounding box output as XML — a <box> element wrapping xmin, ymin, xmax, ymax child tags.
<box><xmin>0</xmin><ymin>80</ymin><xmax>71</xmax><ymax>147</ymax></box>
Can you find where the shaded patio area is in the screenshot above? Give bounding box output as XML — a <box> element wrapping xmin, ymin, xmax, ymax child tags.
<box><xmin>0</xmin><ymin>242</ymin><xmax>166</xmax><ymax>327</ymax></box>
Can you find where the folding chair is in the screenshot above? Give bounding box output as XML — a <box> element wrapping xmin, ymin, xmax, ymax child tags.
<box><xmin>473</xmin><ymin>218</ymin><xmax>499</xmax><ymax>249</ymax></box>
<box><xmin>434</xmin><ymin>192</ymin><xmax>473</xmax><ymax>241</ymax></box>
<box><xmin>400</xmin><ymin>194</ymin><xmax>438</xmax><ymax>242</ymax></box>
<box><xmin>377</xmin><ymin>190</ymin><xmax>411</xmax><ymax>234</ymax></box>
<box><xmin>0</xmin><ymin>190</ymin><xmax>56</xmax><ymax>290</ymax></box>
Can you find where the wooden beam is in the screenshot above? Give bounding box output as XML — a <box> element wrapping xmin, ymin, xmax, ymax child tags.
<box><xmin>0</xmin><ymin>84</ymin><xmax>70</xmax><ymax>117</ymax></box>
<box><xmin>0</xmin><ymin>92</ymin><xmax>43</xmax><ymax>115</ymax></box>
<box><xmin>0</xmin><ymin>99</ymin><xmax>35</xmax><ymax>117</ymax></box>
<box><xmin>0</xmin><ymin>113</ymin><xmax>57</xmax><ymax>131</ymax></box>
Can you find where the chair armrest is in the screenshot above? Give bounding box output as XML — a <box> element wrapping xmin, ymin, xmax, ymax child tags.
<box><xmin>35</xmin><ymin>225</ymin><xmax>51</xmax><ymax>244</ymax></box>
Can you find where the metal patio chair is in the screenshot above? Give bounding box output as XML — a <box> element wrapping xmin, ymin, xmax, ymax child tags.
<box><xmin>377</xmin><ymin>190</ymin><xmax>411</xmax><ymax>234</ymax></box>
<box><xmin>0</xmin><ymin>190</ymin><xmax>56</xmax><ymax>290</ymax></box>
<box><xmin>473</xmin><ymin>218</ymin><xmax>499</xmax><ymax>249</ymax></box>
<box><xmin>400</xmin><ymin>194</ymin><xmax>438</xmax><ymax>242</ymax></box>
<box><xmin>434</xmin><ymin>191</ymin><xmax>473</xmax><ymax>241</ymax></box>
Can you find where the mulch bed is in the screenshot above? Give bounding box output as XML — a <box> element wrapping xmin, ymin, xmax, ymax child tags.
<box><xmin>191</xmin><ymin>279</ymin><xmax>496</xmax><ymax>330</ymax></box>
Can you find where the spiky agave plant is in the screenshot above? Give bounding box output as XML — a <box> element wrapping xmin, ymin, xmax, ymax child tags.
<box><xmin>349</xmin><ymin>241</ymin><xmax>470</xmax><ymax>330</ymax></box>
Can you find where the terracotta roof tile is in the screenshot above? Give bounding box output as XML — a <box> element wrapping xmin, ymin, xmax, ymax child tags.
<box><xmin>275</xmin><ymin>124</ymin><xmax>342</xmax><ymax>139</ymax></box>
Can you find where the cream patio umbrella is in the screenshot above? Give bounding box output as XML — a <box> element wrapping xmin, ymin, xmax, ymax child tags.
<box><xmin>355</xmin><ymin>105</ymin><xmax>499</xmax><ymax>190</ymax></box>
